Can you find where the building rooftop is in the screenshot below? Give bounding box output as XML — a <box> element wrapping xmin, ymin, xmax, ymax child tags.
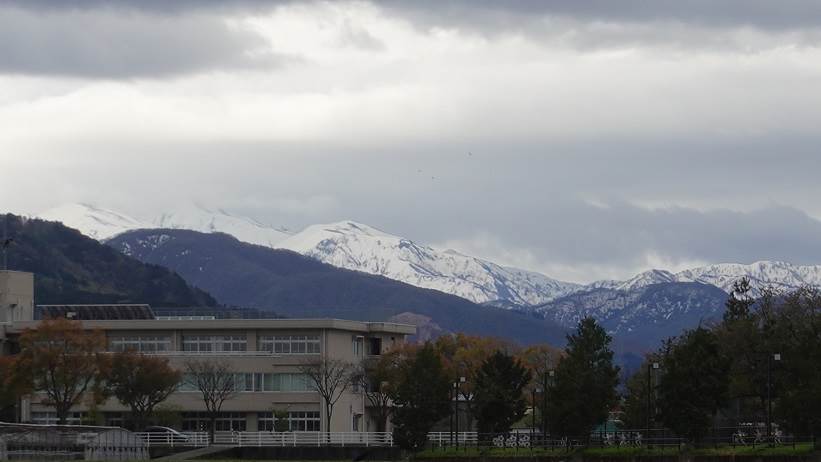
<box><xmin>7</xmin><ymin>317</ymin><xmax>417</xmax><ymax>335</ymax></box>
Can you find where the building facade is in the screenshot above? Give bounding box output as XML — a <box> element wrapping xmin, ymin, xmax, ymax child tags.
<box><xmin>0</xmin><ymin>271</ymin><xmax>415</xmax><ymax>433</ymax></box>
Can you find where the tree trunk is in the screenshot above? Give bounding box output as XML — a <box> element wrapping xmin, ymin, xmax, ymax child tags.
<box><xmin>56</xmin><ymin>404</ymin><xmax>69</xmax><ymax>425</ymax></box>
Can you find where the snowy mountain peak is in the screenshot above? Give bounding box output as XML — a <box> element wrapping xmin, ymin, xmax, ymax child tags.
<box><xmin>36</xmin><ymin>203</ymin><xmax>292</xmax><ymax>248</ymax></box>
<box><xmin>152</xmin><ymin>204</ymin><xmax>292</xmax><ymax>248</ymax></box>
<box><xmin>277</xmin><ymin>220</ymin><xmax>580</xmax><ymax>306</ymax></box>
<box><xmin>616</xmin><ymin>269</ymin><xmax>678</xmax><ymax>291</ymax></box>
<box><xmin>37</xmin><ymin>203</ymin><xmax>151</xmax><ymax>240</ymax></box>
<box><xmin>675</xmin><ymin>261</ymin><xmax>821</xmax><ymax>293</ymax></box>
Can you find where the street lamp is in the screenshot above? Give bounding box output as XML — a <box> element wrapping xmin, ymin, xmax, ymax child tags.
<box><xmin>647</xmin><ymin>362</ymin><xmax>660</xmax><ymax>434</ymax></box>
<box><xmin>454</xmin><ymin>376</ymin><xmax>465</xmax><ymax>449</ymax></box>
<box><xmin>532</xmin><ymin>388</ymin><xmax>543</xmax><ymax>445</ymax></box>
<box><xmin>542</xmin><ymin>370</ymin><xmax>554</xmax><ymax>446</ymax></box>
<box><xmin>767</xmin><ymin>353</ymin><xmax>781</xmax><ymax>444</ymax></box>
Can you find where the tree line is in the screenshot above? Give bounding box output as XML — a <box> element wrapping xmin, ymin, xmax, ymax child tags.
<box><xmin>2</xmin><ymin>280</ymin><xmax>816</xmax><ymax>451</ymax></box>
<box><xmin>621</xmin><ymin>279</ymin><xmax>821</xmax><ymax>442</ymax></box>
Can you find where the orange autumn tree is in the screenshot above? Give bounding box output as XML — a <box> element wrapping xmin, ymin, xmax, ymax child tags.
<box><xmin>361</xmin><ymin>342</ymin><xmax>420</xmax><ymax>432</ymax></box>
<box><xmin>434</xmin><ymin>334</ymin><xmax>519</xmax><ymax>430</ymax></box>
<box><xmin>109</xmin><ymin>350</ymin><xmax>182</xmax><ymax>430</ymax></box>
<box><xmin>515</xmin><ymin>343</ymin><xmax>563</xmax><ymax>428</ymax></box>
<box><xmin>0</xmin><ymin>355</ymin><xmax>29</xmax><ymax>420</ymax></box>
<box><xmin>17</xmin><ymin>318</ymin><xmax>110</xmax><ymax>424</ymax></box>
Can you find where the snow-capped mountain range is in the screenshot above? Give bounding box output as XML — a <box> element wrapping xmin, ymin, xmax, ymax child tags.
<box><xmin>33</xmin><ymin>203</ymin><xmax>821</xmax><ymax>306</ymax></box>
<box><xmin>37</xmin><ymin>203</ymin><xmax>292</xmax><ymax>249</ymax></box>
<box><xmin>277</xmin><ymin>221</ymin><xmax>581</xmax><ymax>306</ymax></box>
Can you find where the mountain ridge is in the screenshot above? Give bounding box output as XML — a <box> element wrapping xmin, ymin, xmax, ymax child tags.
<box><xmin>36</xmin><ymin>203</ymin><xmax>821</xmax><ymax>308</ymax></box>
<box><xmin>108</xmin><ymin>228</ymin><xmax>570</xmax><ymax>346</ymax></box>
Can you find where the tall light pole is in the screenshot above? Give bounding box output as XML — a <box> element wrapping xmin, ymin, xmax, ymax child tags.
<box><xmin>647</xmin><ymin>362</ymin><xmax>659</xmax><ymax>436</ymax></box>
<box><xmin>767</xmin><ymin>353</ymin><xmax>781</xmax><ymax>444</ymax></box>
<box><xmin>532</xmin><ymin>387</ymin><xmax>542</xmax><ymax>445</ymax></box>
<box><xmin>454</xmin><ymin>376</ymin><xmax>465</xmax><ymax>449</ymax></box>
<box><xmin>543</xmin><ymin>370</ymin><xmax>554</xmax><ymax>446</ymax></box>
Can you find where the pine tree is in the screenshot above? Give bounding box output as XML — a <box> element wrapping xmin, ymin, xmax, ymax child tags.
<box><xmin>657</xmin><ymin>327</ymin><xmax>729</xmax><ymax>442</ymax></box>
<box><xmin>473</xmin><ymin>351</ymin><xmax>532</xmax><ymax>434</ymax></box>
<box><xmin>392</xmin><ymin>343</ymin><xmax>451</xmax><ymax>451</ymax></box>
<box><xmin>548</xmin><ymin>318</ymin><xmax>619</xmax><ymax>438</ymax></box>
<box><xmin>723</xmin><ymin>277</ymin><xmax>755</xmax><ymax>323</ymax></box>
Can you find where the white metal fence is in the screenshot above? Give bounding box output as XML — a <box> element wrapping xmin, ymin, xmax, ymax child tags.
<box><xmin>133</xmin><ymin>432</ymin><xmax>209</xmax><ymax>447</ymax></box>
<box><xmin>213</xmin><ymin>431</ymin><xmax>394</xmax><ymax>447</ymax></box>
<box><xmin>427</xmin><ymin>432</ymin><xmax>478</xmax><ymax>447</ymax></box>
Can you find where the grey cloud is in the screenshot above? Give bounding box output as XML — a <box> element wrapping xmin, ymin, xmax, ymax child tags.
<box><xmin>7</xmin><ymin>135</ymin><xmax>821</xmax><ymax>281</ymax></box>
<box><xmin>0</xmin><ymin>7</ymin><xmax>290</xmax><ymax>78</ymax></box>
<box><xmin>380</xmin><ymin>1</ymin><xmax>821</xmax><ymax>32</ymax></box>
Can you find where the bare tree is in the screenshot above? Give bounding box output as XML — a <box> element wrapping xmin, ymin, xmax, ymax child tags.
<box><xmin>299</xmin><ymin>358</ymin><xmax>356</xmax><ymax>433</ymax></box>
<box><xmin>184</xmin><ymin>359</ymin><xmax>239</xmax><ymax>440</ymax></box>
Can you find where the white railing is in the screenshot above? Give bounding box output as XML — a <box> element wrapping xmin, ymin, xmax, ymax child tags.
<box><xmin>133</xmin><ymin>432</ymin><xmax>209</xmax><ymax>447</ymax></box>
<box><xmin>427</xmin><ymin>432</ymin><xmax>479</xmax><ymax>447</ymax></box>
<box><xmin>212</xmin><ymin>431</ymin><xmax>394</xmax><ymax>447</ymax></box>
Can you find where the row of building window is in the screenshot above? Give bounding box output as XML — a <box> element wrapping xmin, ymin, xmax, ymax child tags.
<box><xmin>179</xmin><ymin>373</ymin><xmax>314</xmax><ymax>392</ymax></box>
<box><xmin>107</xmin><ymin>335</ymin><xmax>323</xmax><ymax>354</ymax></box>
<box><xmin>180</xmin><ymin>411</ymin><xmax>320</xmax><ymax>432</ymax></box>
<box><xmin>30</xmin><ymin>411</ymin><xmax>320</xmax><ymax>432</ymax></box>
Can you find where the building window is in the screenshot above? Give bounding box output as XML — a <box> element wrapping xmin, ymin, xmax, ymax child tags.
<box><xmin>31</xmin><ymin>412</ymin><xmax>86</xmax><ymax>425</ymax></box>
<box><xmin>368</xmin><ymin>337</ymin><xmax>382</xmax><ymax>355</ymax></box>
<box><xmin>182</xmin><ymin>335</ymin><xmax>247</xmax><ymax>353</ymax></box>
<box><xmin>179</xmin><ymin>372</ymin><xmax>313</xmax><ymax>393</ymax></box>
<box><xmin>109</xmin><ymin>335</ymin><xmax>171</xmax><ymax>353</ymax></box>
<box><xmin>181</xmin><ymin>412</ymin><xmax>246</xmax><ymax>432</ymax></box>
<box><xmin>259</xmin><ymin>411</ymin><xmax>320</xmax><ymax>432</ymax></box>
<box><xmin>259</xmin><ymin>335</ymin><xmax>320</xmax><ymax>354</ymax></box>
<box><xmin>352</xmin><ymin>336</ymin><xmax>364</xmax><ymax>357</ymax></box>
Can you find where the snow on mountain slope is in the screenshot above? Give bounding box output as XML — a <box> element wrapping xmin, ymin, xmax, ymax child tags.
<box><xmin>36</xmin><ymin>203</ymin><xmax>292</xmax><ymax>248</ymax></box>
<box><xmin>585</xmin><ymin>262</ymin><xmax>821</xmax><ymax>295</ymax></box>
<box><xmin>37</xmin><ymin>203</ymin><xmax>151</xmax><ymax>240</ymax></box>
<box><xmin>153</xmin><ymin>205</ymin><xmax>292</xmax><ymax>248</ymax></box>
<box><xmin>276</xmin><ymin>221</ymin><xmax>581</xmax><ymax>305</ymax></box>
<box><xmin>676</xmin><ymin>261</ymin><xmax>821</xmax><ymax>293</ymax></box>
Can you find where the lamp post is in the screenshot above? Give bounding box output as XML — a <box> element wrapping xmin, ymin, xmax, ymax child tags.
<box><xmin>543</xmin><ymin>370</ymin><xmax>554</xmax><ymax>446</ymax></box>
<box><xmin>647</xmin><ymin>362</ymin><xmax>659</xmax><ymax>440</ymax></box>
<box><xmin>767</xmin><ymin>353</ymin><xmax>781</xmax><ymax>444</ymax></box>
<box><xmin>454</xmin><ymin>376</ymin><xmax>465</xmax><ymax>449</ymax></box>
<box><xmin>533</xmin><ymin>388</ymin><xmax>542</xmax><ymax>445</ymax></box>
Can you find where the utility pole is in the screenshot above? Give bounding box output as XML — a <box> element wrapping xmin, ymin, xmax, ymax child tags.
<box><xmin>767</xmin><ymin>353</ymin><xmax>781</xmax><ymax>445</ymax></box>
<box><xmin>454</xmin><ymin>376</ymin><xmax>465</xmax><ymax>449</ymax></box>
<box><xmin>647</xmin><ymin>363</ymin><xmax>659</xmax><ymax>440</ymax></box>
<box><xmin>542</xmin><ymin>370</ymin><xmax>553</xmax><ymax>446</ymax></box>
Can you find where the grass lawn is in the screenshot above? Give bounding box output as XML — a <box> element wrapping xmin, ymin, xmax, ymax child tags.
<box><xmin>692</xmin><ymin>443</ymin><xmax>815</xmax><ymax>457</ymax></box>
<box><xmin>418</xmin><ymin>443</ymin><xmax>816</xmax><ymax>459</ymax></box>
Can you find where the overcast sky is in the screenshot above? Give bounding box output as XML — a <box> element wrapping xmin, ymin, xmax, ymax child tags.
<box><xmin>2</xmin><ymin>0</ymin><xmax>821</xmax><ymax>283</ymax></box>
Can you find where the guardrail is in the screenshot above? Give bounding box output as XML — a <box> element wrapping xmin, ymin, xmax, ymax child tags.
<box><xmin>213</xmin><ymin>431</ymin><xmax>394</xmax><ymax>447</ymax></box>
<box><xmin>427</xmin><ymin>432</ymin><xmax>479</xmax><ymax>446</ymax></box>
<box><xmin>133</xmin><ymin>432</ymin><xmax>209</xmax><ymax>447</ymax></box>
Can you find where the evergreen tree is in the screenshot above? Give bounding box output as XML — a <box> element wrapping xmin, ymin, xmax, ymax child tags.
<box><xmin>657</xmin><ymin>327</ymin><xmax>729</xmax><ymax>442</ymax></box>
<box><xmin>770</xmin><ymin>288</ymin><xmax>821</xmax><ymax>442</ymax></box>
<box><xmin>473</xmin><ymin>351</ymin><xmax>532</xmax><ymax>434</ymax></box>
<box><xmin>392</xmin><ymin>343</ymin><xmax>451</xmax><ymax>451</ymax></box>
<box><xmin>548</xmin><ymin>318</ymin><xmax>619</xmax><ymax>438</ymax></box>
<box><xmin>620</xmin><ymin>355</ymin><xmax>661</xmax><ymax>429</ymax></box>
<box><xmin>723</xmin><ymin>277</ymin><xmax>755</xmax><ymax>323</ymax></box>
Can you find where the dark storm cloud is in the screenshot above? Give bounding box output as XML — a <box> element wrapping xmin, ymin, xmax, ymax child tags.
<box><xmin>7</xmin><ymin>0</ymin><xmax>821</xmax><ymax>30</ymax></box>
<box><xmin>379</xmin><ymin>0</ymin><xmax>821</xmax><ymax>31</ymax></box>
<box><xmin>0</xmin><ymin>6</ymin><xmax>290</xmax><ymax>78</ymax></box>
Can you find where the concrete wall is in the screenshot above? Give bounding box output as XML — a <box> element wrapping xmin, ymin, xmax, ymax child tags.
<box><xmin>0</xmin><ymin>271</ymin><xmax>34</xmax><ymax>323</ymax></box>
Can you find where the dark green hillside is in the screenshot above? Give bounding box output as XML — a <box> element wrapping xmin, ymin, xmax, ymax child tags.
<box><xmin>1</xmin><ymin>214</ymin><xmax>216</xmax><ymax>306</ymax></box>
<box><xmin>108</xmin><ymin>229</ymin><xmax>568</xmax><ymax>346</ymax></box>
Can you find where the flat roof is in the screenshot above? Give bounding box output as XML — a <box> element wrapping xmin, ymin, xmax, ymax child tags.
<box><xmin>7</xmin><ymin>318</ymin><xmax>417</xmax><ymax>335</ymax></box>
